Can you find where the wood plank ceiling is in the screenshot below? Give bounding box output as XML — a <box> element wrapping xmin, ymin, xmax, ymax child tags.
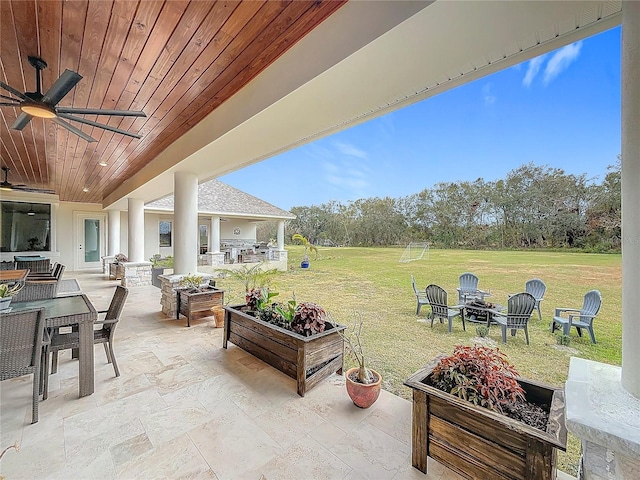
<box><xmin>0</xmin><ymin>0</ymin><xmax>345</xmax><ymax>203</ymax></box>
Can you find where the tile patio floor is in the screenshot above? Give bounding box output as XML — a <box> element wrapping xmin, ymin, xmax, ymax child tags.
<box><xmin>0</xmin><ymin>271</ymin><xmax>573</xmax><ymax>480</ymax></box>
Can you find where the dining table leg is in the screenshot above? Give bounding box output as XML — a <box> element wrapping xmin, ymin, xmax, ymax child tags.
<box><xmin>77</xmin><ymin>319</ymin><xmax>95</xmax><ymax>397</ymax></box>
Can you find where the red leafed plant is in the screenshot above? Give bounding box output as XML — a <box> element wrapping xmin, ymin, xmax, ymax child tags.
<box><xmin>291</xmin><ymin>301</ymin><xmax>326</xmax><ymax>336</ymax></box>
<box><xmin>430</xmin><ymin>345</ymin><xmax>525</xmax><ymax>414</ymax></box>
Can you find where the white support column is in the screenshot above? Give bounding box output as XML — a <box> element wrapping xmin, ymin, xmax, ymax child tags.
<box><xmin>174</xmin><ymin>172</ymin><xmax>198</xmax><ymax>275</ymax></box>
<box><xmin>564</xmin><ymin>8</ymin><xmax>640</xmax><ymax>480</ymax></box>
<box><xmin>622</xmin><ymin>0</ymin><xmax>640</xmax><ymax>399</ymax></box>
<box><xmin>127</xmin><ymin>198</ymin><xmax>144</xmax><ymax>262</ymax></box>
<box><xmin>107</xmin><ymin>210</ymin><xmax>120</xmax><ymax>256</ymax></box>
<box><xmin>277</xmin><ymin>220</ymin><xmax>285</xmax><ymax>250</ymax></box>
<box><xmin>212</xmin><ymin>216</ymin><xmax>221</xmax><ymax>253</ymax></box>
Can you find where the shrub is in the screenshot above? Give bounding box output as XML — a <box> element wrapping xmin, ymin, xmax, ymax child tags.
<box><xmin>556</xmin><ymin>334</ymin><xmax>571</xmax><ymax>346</ymax></box>
<box><xmin>430</xmin><ymin>345</ymin><xmax>525</xmax><ymax>414</ymax></box>
<box><xmin>475</xmin><ymin>325</ymin><xmax>489</xmax><ymax>337</ymax></box>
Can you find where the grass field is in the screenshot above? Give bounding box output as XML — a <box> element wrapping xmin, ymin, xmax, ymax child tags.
<box><xmin>215</xmin><ymin>246</ymin><xmax>622</xmax><ymax>476</ymax></box>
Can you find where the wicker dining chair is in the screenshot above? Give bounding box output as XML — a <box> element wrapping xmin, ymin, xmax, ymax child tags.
<box><xmin>0</xmin><ymin>308</ymin><xmax>46</xmax><ymax>423</ymax></box>
<box><xmin>43</xmin><ymin>286</ymin><xmax>129</xmax><ymax>398</ymax></box>
<box><xmin>15</xmin><ymin>258</ymin><xmax>51</xmax><ymax>273</ymax></box>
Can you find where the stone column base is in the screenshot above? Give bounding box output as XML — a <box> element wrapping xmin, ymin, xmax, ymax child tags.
<box><xmin>206</xmin><ymin>252</ymin><xmax>225</xmax><ymax>266</ymax></box>
<box><xmin>565</xmin><ymin>357</ymin><xmax>640</xmax><ymax>479</ymax></box>
<box><xmin>121</xmin><ymin>262</ymin><xmax>152</xmax><ymax>287</ymax></box>
<box><xmin>101</xmin><ymin>255</ymin><xmax>115</xmax><ymax>276</ymax></box>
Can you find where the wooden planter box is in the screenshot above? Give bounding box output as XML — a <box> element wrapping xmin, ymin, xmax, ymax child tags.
<box><xmin>223</xmin><ymin>304</ymin><xmax>345</xmax><ymax>397</ymax></box>
<box><xmin>404</xmin><ymin>357</ymin><xmax>567</xmax><ymax>480</ymax></box>
<box><xmin>109</xmin><ymin>263</ymin><xmax>124</xmax><ymax>280</ymax></box>
<box><xmin>177</xmin><ymin>286</ymin><xmax>224</xmax><ymax>327</ymax></box>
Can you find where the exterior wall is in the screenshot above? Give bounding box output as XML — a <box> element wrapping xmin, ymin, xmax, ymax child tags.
<box><xmin>220</xmin><ymin>220</ymin><xmax>257</xmax><ymax>243</ymax></box>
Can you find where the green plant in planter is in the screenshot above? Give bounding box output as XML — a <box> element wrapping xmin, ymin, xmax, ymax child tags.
<box><xmin>291</xmin><ymin>301</ymin><xmax>326</xmax><ymax>336</ymax></box>
<box><xmin>217</xmin><ymin>262</ymin><xmax>278</xmax><ymax>292</ymax></box>
<box><xmin>179</xmin><ymin>274</ymin><xmax>204</xmax><ymax>291</ymax></box>
<box><xmin>430</xmin><ymin>344</ymin><xmax>525</xmax><ymax>414</ymax></box>
<box><xmin>245</xmin><ymin>287</ymin><xmax>278</xmax><ymax>311</ymax></box>
<box><xmin>291</xmin><ymin>233</ymin><xmax>318</xmax><ymax>263</ymax></box>
<box><xmin>0</xmin><ymin>283</ymin><xmax>23</xmax><ymax>298</ymax></box>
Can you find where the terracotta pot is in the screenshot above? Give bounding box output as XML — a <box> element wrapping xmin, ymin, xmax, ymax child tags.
<box><xmin>345</xmin><ymin>367</ymin><xmax>382</xmax><ymax>408</ymax></box>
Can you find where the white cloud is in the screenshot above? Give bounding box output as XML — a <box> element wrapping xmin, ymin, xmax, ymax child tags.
<box><xmin>482</xmin><ymin>83</ymin><xmax>496</xmax><ymax>105</ymax></box>
<box><xmin>543</xmin><ymin>42</ymin><xmax>582</xmax><ymax>85</ymax></box>
<box><xmin>523</xmin><ymin>55</ymin><xmax>547</xmax><ymax>87</ymax></box>
<box><xmin>322</xmin><ymin>160</ymin><xmax>370</xmax><ymax>198</ymax></box>
<box><xmin>334</xmin><ymin>141</ymin><xmax>368</xmax><ymax>159</ymax></box>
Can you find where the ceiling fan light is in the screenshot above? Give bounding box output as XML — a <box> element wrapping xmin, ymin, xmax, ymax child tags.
<box><xmin>21</xmin><ymin>102</ymin><xmax>56</xmax><ymax>118</ymax></box>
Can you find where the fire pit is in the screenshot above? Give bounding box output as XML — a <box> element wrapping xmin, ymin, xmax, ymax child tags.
<box><xmin>465</xmin><ymin>299</ymin><xmax>499</xmax><ymax>323</ymax></box>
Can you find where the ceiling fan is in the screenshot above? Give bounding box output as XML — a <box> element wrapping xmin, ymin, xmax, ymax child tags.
<box><xmin>1</xmin><ymin>166</ymin><xmax>56</xmax><ymax>194</ymax></box>
<box><xmin>0</xmin><ymin>56</ymin><xmax>146</xmax><ymax>143</ymax></box>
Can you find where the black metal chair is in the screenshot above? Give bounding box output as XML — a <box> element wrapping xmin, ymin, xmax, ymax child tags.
<box><xmin>0</xmin><ymin>308</ymin><xmax>46</xmax><ymax>423</ymax></box>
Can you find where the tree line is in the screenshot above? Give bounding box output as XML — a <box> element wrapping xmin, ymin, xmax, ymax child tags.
<box><xmin>257</xmin><ymin>161</ymin><xmax>621</xmax><ymax>252</ymax></box>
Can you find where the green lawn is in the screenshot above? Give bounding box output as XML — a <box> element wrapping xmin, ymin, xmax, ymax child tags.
<box><xmin>216</xmin><ymin>246</ymin><xmax>622</xmax><ymax>476</ymax></box>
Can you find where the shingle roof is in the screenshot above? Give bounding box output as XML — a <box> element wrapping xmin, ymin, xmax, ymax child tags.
<box><xmin>145</xmin><ymin>179</ymin><xmax>295</xmax><ymax>220</ymax></box>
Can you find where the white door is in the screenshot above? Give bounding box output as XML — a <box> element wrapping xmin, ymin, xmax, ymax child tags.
<box><xmin>76</xmin><ymin>213</ymin><xmax>107</xmax><ymax>270</ymax></box>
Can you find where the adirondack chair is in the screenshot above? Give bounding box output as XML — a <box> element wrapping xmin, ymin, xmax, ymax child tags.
<box><xmin>552</xmin><ymin>290</ymin><xmax>602</xmax><ymax>344</ymax></box>
<box><xmin>491</xmin><ymin>292</ymin><xmax>536</xmax><ymax>344</ymax></box>
<box><xmin>457</xmin><ymin>272</ymin><xmax>490</xmax><ymax>303</ymax></box>
<box><xmin>509</xmin><ymin>279</ymin><xmax>546</xmax><ymax>322</ymax></box>
<box><xmin>425</xmin><ymin>284</ymin><xmax>465</xmax><ymax>333</ymax></box>
<box><xmin>411</xmin><ymin>275</ymin><xmax>429</xmax><ymax>315</ymax></box>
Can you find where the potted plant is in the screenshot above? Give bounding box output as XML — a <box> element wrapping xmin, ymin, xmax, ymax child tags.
<box><xmin>216</xmin><ymin>262</ymin><xmax>279</xmax><ymax>293</ymax></box>
<box><xmin>404</xmin><ymin>345</ymin><xmax>567</xmax><ymax>479</ymax></box>
<box><xmin>291</xmin><ymin>233</ymin><xmax>318</xmax><ymax>268</ymax></box>
<box><xmin>176</xmin><ymin>274</ymin><xmax>224</xmax><ymax>327</ymax></box>
<box><xmin>109</xmin><ymin>253</ymin><xmax>128</xmax><ymax>280</ymax></box>
<box><xmin>335</xmin><ymin>312</ymin><xmax>382</xmax><ymax>408</ymax></box>
<box><xmin>150</xmin><ymin>254</ymin><xmax>173</xmax><ymax>288</ymax></box>
<box><xmin>223</xmin><ymin>290</ymin><xmax>345</xmax><ymax>396</ymax></box>
<box><xmin>0</xmin><ymin>283</ymin><xmax>23</xmax><ymax>311</ymax></box>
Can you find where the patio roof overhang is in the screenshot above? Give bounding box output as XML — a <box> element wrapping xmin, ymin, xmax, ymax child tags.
<box><xmin>102</xmin><ymin>0</ymin><xmax>622</xmax><ymax>210</ymax></box>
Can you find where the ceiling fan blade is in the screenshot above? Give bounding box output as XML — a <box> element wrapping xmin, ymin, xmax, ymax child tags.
<box><xmin>56</xmin><ymin>107</ymin><xmax>146</xmax><ymax>117</ymax></box>
<box><xmin>58</xmin><ymin>113</ymin><xmax>142</xmax><ymax>139</ymax></box>
<box><xmin>1</xmin><ymin>93</ymin><xmax>21</xmax><ymax>102</ymax></box>
<box><xmin>0</xmin><ymin>81</ymin><xmax>28</xmax><ymax>101</ymax></box>
<box><xmin>53</xmin><ymin>117</ymin><xmax>97</xmax><ymax>143</ymax></box>
<box><xmin>0</xmin><ymin>102</ymin><xmax>21</xmax><ymax>107</ymax></box>
<box><xmin>11</xmin><ymin>112</ymin><xmax>33</xmax><ymax>130</ymax></box>
<box><xmin>42</xmin><ymin>69</ymin><xmax>82</xmax><ymax>106</ymax></box>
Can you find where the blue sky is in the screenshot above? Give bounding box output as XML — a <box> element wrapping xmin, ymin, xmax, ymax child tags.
<box><xmin>220</xmin><ymin>26</ymin><xmax>621</xmax><ymax>211</ymax></box>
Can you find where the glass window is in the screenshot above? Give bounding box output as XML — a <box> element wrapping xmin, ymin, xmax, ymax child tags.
<box><xmin>159</xmin><ymin>221</ymin><xmax>172</xmax><ymax>247</ymax></box>
<box><xmin>0</xmin><ymin>201</ymin><xmax>51</xmax><ymax>252</ymax></box>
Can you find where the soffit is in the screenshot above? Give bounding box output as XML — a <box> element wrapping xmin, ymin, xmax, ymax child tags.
<box><xmin>0</xmin><ymin>0</ymin><xmax>346</xmax><ymax>203</ymax></box>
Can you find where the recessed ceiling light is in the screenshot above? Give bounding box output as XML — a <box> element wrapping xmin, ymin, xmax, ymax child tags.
<box><xmin>83</xmin><ymin>188</ymin><xmax>89</xmax><ymax>192</ymax></box>
<box><xmin>99</xmin><ymin>161</ymin><xmax>107</xmax><ymax>167</ymax></box>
